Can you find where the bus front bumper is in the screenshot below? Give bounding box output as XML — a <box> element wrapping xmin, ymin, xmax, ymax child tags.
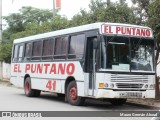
<box><xmin>96</xmin><ymin>89</ymin><xmax>155</xmax><ymax>99</ymax></box>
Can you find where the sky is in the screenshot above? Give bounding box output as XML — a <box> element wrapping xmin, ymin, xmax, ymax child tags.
<box><xmin>2</xmin><ymin>0</ymin><xmax>132</xmax><ymax>28</ymax></box>
<box><xmin>2</xmin><ymin>0</ymin><xmax>91</xmax><ymax>18</ymax></box>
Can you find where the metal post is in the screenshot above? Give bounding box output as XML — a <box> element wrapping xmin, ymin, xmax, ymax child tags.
<box><xmin>53</xmin><ymin>0</ymin><xmax>56</xmax><ymax>17</ymax></box>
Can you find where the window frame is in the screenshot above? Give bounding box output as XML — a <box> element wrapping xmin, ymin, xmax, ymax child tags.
<box><xmin>54</xmin><ymin>36</ymin><xmax>69</xmax><ymax>60</ymax></box>
<box><xmin>42</xmin><ymin>38</ymin><xmax>54</xmax><ymax>60</ymax></box>
<box><xmin>68</xmin><ymin>33</ymin><xmax>86</xmax><ymax>60</ymax></box>
<box><xmin>31</xmin><ymin>40</ymin><xmax>43</xmax><ymax>61</ymax></box>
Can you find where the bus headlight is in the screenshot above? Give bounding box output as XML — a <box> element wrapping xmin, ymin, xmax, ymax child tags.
<box><xmin>104</xmin><ymin>83</ymin><xmax>109</xmax><ymax>88</ymax></box>
<box><xmin>110</xmin><ymin>83</ymin><xmax>114</xmax><ymax>88</ymax></box>
<box><xmin>144</xmin><ymin>84</ymin><xmax>148</xmax><ymax>89</ymax></box>
<box><xmin>149</xmin><ymin>84</ymin><xmax>154</xmax><ymax>89</ymax></box>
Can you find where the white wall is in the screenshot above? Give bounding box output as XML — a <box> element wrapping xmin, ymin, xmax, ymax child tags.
<box><xmin>2</xmin><ymin>62</ymin><xmax>11</xmax><ymax>80</ymax></box>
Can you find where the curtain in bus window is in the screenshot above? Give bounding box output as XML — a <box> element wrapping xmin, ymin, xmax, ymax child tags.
<box><xmin>42</xmin><ymin>39</ymin><xmax>53</xmax><ymax>60</ymax></box>
<box><xmin>13</xmin><ymin>45</ymin><xmax>18</xmax><ymax>62</ymax></box>
<box><xmin>43</xmin><ymin>40</ymin><xmax>48</xmax><ymax>56</ymax></box>
<box><xmin>55</xmin><ymin>38</ymin><xmax>61</xmax><ymax>55</ymax></box>
<box><xmin>61</xmin><ymin>37</ymin><xmax>68</xmax><ymax>54</ymax></box>
<box><xmin>24</xmin><ymin>43</ymin><xmax>32</xmax><ymax>61</ymax></box>
<box><xmin>32</xmin><ymin>41</ymin><xmax>42</xmax><ymax>60</ymax></box>
<box><xmin>69</xmin><ymin>34</ymin><xmax>85</xmax><ymax>59</ymax></box>
<box><xmin>54</xmin><ymin>37</ymin><xmax>68</xmax><ymax>59</ymax></box>
<box><xmin>18</xmin><ymin>45</ymin><xmax>24</xmax><ymax>61</ymax></box>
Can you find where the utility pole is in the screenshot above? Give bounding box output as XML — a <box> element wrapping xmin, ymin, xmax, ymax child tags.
<box><xmin>0</xmin><ymin>0</ymin><xmax>2</xmax><ymax>80</ymax></box>
<box><xmin>53</xmin><ymin>0</ymin><xmax>56</xmax><ymax>17</ymax></box>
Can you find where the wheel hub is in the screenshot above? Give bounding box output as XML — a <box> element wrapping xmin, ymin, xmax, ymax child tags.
<box><xmin>69</xmin><ymin>87</ymin><xmax>77</xmax><ymax>100</ymax></box>
<box><xmin>25</xmin><ymin>82</ymin><xmax>30</xmax><ymax>94</ymax></box>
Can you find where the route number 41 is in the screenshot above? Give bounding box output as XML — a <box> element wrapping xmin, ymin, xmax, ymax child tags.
<box><xmin>46</xmin><ymin>80</ymin><xmax>56</xmax><ymax>91</ymax></box>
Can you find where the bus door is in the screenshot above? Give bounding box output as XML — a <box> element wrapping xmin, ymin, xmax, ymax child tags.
<box><xmin>85</xmin><ymin>31</ymin><xmax>98</xmax><ymax>96</ymax></box>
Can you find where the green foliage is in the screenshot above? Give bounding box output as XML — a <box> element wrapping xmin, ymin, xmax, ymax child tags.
<box><xmin>70</xmin><ymin>0</ymin><xmax>136</xmax><ymax>26</ymax></box>
<box><xmin>0</xmin><ymin>43</ymin><xmax>12</xmax><ymax>63</ymax></box>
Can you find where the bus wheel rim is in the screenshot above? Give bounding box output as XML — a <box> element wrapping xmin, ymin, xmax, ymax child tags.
<box><xmin>25</xmin><ymin>82</ymin><xmax>30</xmax><ymax>94</ymax></box>
<box><xmin>69</xmin><ymin>86</ymin><xmax>77</xmax><ymax>100</ymax></box>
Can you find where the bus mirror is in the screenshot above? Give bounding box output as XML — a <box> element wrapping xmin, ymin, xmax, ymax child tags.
<box><xmin>93</xmin><ymin>38</ymin><xmax>98</xmax><ymax>49</ymax></box>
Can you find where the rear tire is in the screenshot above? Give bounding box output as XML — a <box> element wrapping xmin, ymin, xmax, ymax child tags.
<box><xmin>110</xmin><ymin>98</ymin><xmax>127</xmax><ymax>106</ymax></box>
<box><xmin>66</xmin><ymin>81</ymin><xmax>85</xmax><ymax>106</ymax></box>
<box><xmin>24</xmin><ymin>77</ymin><xmax>41</xmax><ymax>97</ymax></box>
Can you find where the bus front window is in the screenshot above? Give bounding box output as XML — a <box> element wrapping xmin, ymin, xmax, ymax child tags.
<box><xmin>130</xmin><ymin>38</ymin><xmax>154</xmax><ymax>71</ymax></box>
<box><xmin>100</xmin><ymin>36</ymin><xmax>154</xmax><ymax>72</ymax></box>
<box><xmin>100</xmin><ymin>36</ymin><xmax>130</xmax><ymax>71</ymax></box>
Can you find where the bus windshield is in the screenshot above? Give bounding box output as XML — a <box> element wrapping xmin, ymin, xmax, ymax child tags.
<box><xmin>100</xmin><ymin>36</ymin><xmax>154</xmax><ymax>72</ymax></box>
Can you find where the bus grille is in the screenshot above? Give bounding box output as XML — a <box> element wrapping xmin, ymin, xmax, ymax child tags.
<box><xmin>116</xmin><ymin>83</ymin><xmax>143</xmax><ymax>88</ymax></box>
<box><xmin>111</xmin><ymin>74</ymin><xmax>151</xmax><ymax>83</ymax></box>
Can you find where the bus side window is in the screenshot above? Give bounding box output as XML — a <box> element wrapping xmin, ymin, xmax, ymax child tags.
<box><xmin>13</xmin><ymin>45</ymin><xmax>18</xmax><ymax>62</ymax></box>
<box><xmin>24</xmin><ymin>42</ymin><xmax>32</xmax><ymax>61</ymax></box>
<box><xmin>68</xmin><ymin>34</ymin><xmax>85</xmax><ymax>59</ymax></box>
<box><xmin>32</xmin><ymin>41</ymin><xmax>42</xmax><ymax>60</ymax></box>
<box><xmin>18</xmin><ymin>45</ymin><xmax>24</xmax><ymax>62</ymax></box>
<box><xmin>42</xmin><ymin>39</ymin><xmax>54</xmax><ymax>60</ymax></box>
<box><xmin>54</xmin><ymin>36</ymin><xmax>68</xmax><ymax>59</ymax></box>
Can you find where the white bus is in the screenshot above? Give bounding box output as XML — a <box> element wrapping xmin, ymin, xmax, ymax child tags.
<box><xmin>11</xmin><ymin>22</ymin><xmax>155</xmax><ymax>106</ymax></box>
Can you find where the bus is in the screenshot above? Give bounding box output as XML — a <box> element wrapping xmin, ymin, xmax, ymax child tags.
<box><xmin>11</xmin><ymin>22</ymin><xmax>155</xmax><ymax>106</ymax></box>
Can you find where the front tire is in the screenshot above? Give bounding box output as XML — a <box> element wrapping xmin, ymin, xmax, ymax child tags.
<box><xmin>24</xmin><ymin>77</ymin><xmax>41</xmax><ymax>97</ymax></box>
<box><xmin>66</xmin><ymin>81</ymin><xmax>85</xmax><ymax>106</ymax></box>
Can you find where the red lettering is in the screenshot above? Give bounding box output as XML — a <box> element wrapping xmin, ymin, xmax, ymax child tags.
<box><xmin>67</xmin><ymin>63</ymin><xmax>75</xmax><ymax>75</ymax></box>
<box><xmin>14</xmin><ymin>64</ymin><xmax>18</xmax><ymax>72</ymax></box>
<box><xmin>25</xmin><ymin>64</ymin><xmax>30</xmax><ymax>73</ymax></box>
<box><xmin>104</xmin><ymin>26</ymin><xmax>109</xmax><ymax>33</ymax></box>
<box><xmin>58</xmin><ymin>64</ymin><xmax>66</xmax><ymax>74</ymax></box>
<box><xmin>44</xmin><ymin>64</ymin><xmax>50</xmax><ymax>74</ymax></box>
<box><xmin>53</xmin><ymin>81</ymin><xmax>56</xmax><ymax>90</ymax></box>
<box><xmin>116</xmin><ymin>27</ymin><xmax>121</xmax><ymax>34</ymax></box>
<box><xmin>146</xmin><ymin>30</ymin><xmax>151</xmax><ymax>37</ymax></box>
<box><xmin>121</xmin><ymin>27</ymin><xmax>126</xmax><ymax>35</ymax></box>
<box><xmin>108</xmin><ymin>26</ymin><xmax>113</xmax><ymax>34</ymax></box>
<box><xmin>46</xmin><ymin>80</ymin><xmax>56</xmax><ymax>91</ymax></box>
<box><xmin>136</xmin><ymin>29</ymin><xmax>141</xmax><ymax>36</ymax></box>
<box><xmin>141</xmin><ymin>29</ymin><xmax>146</xmax><ymax>37</ymax></box>
<box><xmin>18</xmin><ymin>64</ymin><xmax>21</xmax><ymax>73</ymax></box>
<box><xmin>132</xmin><ymin>28</ymin><xmax>136</xmax><ymax>35</ymax></box>
<box><xmin>50</xmin><ymin>64</ymin><xmax>56</xmax><ymax>74</ymax></box>
<box><xmin>37</xmin><ymin>64</ymin><xmax>43</xmax><ymax>74</ymax></box>
<box><xmin>46</xmin><ymin>80</ymin><xmax>52</xmax><ymax>90</ymax></box>
<box><xmin>31</xmin><ymin>64</ymin><xmax>36</xmax><ymax>73</ymax></box>
<box><xmin>126</xmin><ymin>28</ymin><xmax>131</xmax><ymax>35</ymax></box>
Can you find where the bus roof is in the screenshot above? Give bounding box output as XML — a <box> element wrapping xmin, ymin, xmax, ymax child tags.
<box><xmin>14</xmin><ymin>22</ymin><xmax>153</xmax><ymax>44</ymax></box>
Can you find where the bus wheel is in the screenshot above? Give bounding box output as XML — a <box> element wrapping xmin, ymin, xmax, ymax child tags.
<box><xmin>109</xmin><ymin>98</ymin><xmax>127</xmax><ymax>106</ymax></box>
<box><xmin>24</xmin><ymin>77</ymin><xmax>41</xmax><ymax>97</ymax></box>
<box><xmin>66</xmin><ymin>81</ymin><xmax>85</xmax><ymax>106</ymax></box>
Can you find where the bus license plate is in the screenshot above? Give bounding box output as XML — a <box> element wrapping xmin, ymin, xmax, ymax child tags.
<box><xmin>119</xmin><ymin>92</ymin><xmax>142</xmax><ymax>98</ymax></box>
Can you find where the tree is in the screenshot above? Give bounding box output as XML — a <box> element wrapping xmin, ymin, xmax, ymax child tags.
<box><xmin>71</xmin><ymin>0</ymin><xmax>136</xmax><ymax>25</ymax></box>
<box><xmin>147</xmin><ymin>0</ymin><xmax>160</xmax><ymax>98</ymax></box>
<box><xmin>131</xmin><ymin>0</ymin><xmax>160</xmax><ymax>98</ymax></box>
<box><xmin>1</xmin><ymin>7</ymin><xmax>69</xmax><ymax>63</ymax></box>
